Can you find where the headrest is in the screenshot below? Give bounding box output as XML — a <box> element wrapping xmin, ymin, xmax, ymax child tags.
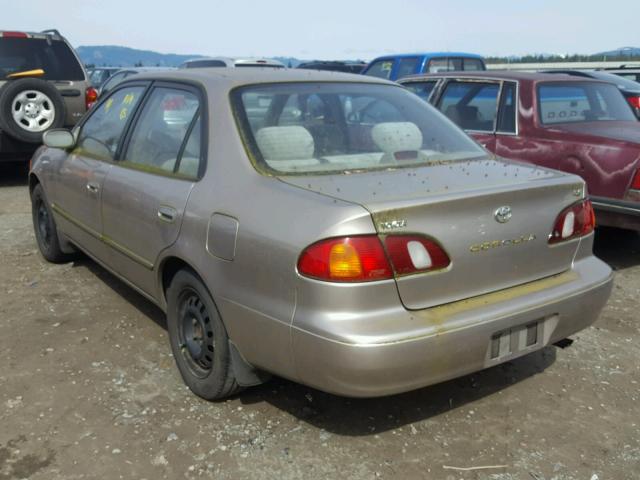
<box><xmin>371</xmin><ymin>122</ymin><xmax>423</xmax><ymax>154</ymax></box>
<box><xmin>255</xmin><ymin>126</ymin><xmax>314</xmax><ymax>161</ymax></box>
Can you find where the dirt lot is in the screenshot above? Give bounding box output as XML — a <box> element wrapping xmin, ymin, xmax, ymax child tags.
<box><xmin>0</xmin><ymin>162</ymin><xmax>639</xmax><ymax>480</ymax></box>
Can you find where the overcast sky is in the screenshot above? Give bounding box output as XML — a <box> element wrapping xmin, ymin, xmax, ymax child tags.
<box><xmin>4</xmin><ymin>0</ymin><xmax>637</xmax><ymax>59</ymax></box>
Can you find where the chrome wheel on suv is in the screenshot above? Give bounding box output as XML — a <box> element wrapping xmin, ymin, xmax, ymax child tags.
<box><xmin>12</xmin><ymin>90</ymin><xmax>56</xmax><ymax>132</ymax></box>
<box><xmin>0</xmin><ymin>78</ymin><xmax>65</xmax><ymax>143</ymax></box>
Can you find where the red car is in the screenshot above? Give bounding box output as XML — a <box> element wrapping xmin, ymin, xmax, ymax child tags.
<box><xmin>399</xmin><ymin>72</ymin><xmax>640</xmax><ymax>231</ymax></box>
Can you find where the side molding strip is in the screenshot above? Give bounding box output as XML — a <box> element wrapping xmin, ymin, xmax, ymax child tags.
<box><xmin>51</xmin><ymin>203</ymin><xmax>154</xmax><ymax>270</ymax></box>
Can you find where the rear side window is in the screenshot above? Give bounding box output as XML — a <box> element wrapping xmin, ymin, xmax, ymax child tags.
<box><xmin>122</xmin><ymin>87</ymin><xmax>201</xmax><ymax>179</ymax></box>
<box><xmin>396</xmin><ymin>57</ymin><xmax>419</xmax><ymax>79</ymax></box>
<box><xmin>0</xmin><ymin>37</ymin><xmax>84</xmax><ymax>81</ymax></box>
<box><xmin>364</xmin><ymin>60</ymin><xmax>394</xmax><ymax>79</ymax></box>
<box><xmin>76</xmin><ymin>86</ymin><xmax>145</xmax><ymax>161</ymax></box>
<box><xmin>538</xmin><ymin>82</ymin><xmax>636</xmax><ymax>124</ymax></box>
<box><xmin>438</xmin><ymin>81</ymin><xmax>500</xmax><ymax>131</ymax></box>
<box><xmin>404</xmin><ymin>81</ymin><xmax>438</xmax><ymax>102</ymax></box>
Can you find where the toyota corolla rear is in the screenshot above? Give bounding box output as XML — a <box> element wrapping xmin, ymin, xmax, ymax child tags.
<box><xmin>232</xmin><ymin>80</ymin><xmax>614</xmax><ymax>397</ymax></box>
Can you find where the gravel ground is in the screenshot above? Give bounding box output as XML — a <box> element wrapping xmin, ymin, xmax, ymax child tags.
<box><xmin>1</xmin><ymin>162</ymin><xmax>639</xmax><ymax>480</ymax></box>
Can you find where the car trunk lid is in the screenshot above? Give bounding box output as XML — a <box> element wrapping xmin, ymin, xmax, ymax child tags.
<box><xmin>280</xmin><ymin>157</ymin><xmax>586</xmax><ymax>309</ymax></box>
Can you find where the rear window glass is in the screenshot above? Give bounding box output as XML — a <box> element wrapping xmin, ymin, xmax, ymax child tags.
<box><xmin>232</xmin><ymin>82</ymin><xmax>485</xmax><ymax>175</ymax></box>
<box><xmin>538</xmin><ymin>82</ymin><xmax>636</xmax><ymax>124</ymax></box>
<box><xmin>0</xmin><ymin>37</ymin><xmax>84</xmax><ymax>81</ymax></box>
<box><xmin>427</xmin><ymin>57</ymin><xmax>485</xmax><ymax>73</ymax></box>
<box><xmin>463</xmin><ymin>58</ymin><xmax>485</xmax><ymax>71</ymax></box>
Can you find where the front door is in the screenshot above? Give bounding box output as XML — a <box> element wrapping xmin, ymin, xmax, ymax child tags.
<box><xmin>100</xmin><ymin>84</ymin><xmax>204</xmax><ymax>296</ymax></box>
<box><xmin>52</xmin><ymin>84</ymin><xmax>146</xmax><ymax>262</ymax></box>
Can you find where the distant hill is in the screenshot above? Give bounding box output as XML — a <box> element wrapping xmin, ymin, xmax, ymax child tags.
<box><xmin>76</xmin><ymin>45</ymin><xmax>204</xmax><ymax>67</ymax></box>
<box><xmin>76</xmin><ymin>45</ymin><xmax>303</xmax><ymax>68</ymax></box>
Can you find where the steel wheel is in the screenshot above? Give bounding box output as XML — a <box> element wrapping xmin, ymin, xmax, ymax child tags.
<box><xmin>11</xmin><ymin>90</ymin><xmax>56</xmax><ymax>132</ymax></box>
<box><xmin>177</xmin><ymin>287</ymin><xmax>215</xmax><ymax>378</ymax></box>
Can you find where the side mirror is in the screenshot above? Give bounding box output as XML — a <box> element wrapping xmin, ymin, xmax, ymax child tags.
<box><xmin>43</xmin><ymin>129</ymin><xmax>75</xmax><ymax>149</ymax></box>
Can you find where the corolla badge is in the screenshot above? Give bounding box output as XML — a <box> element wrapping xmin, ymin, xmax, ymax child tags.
<box><xmin>494</xmin><ymin>206</ymin><xmax>512</xmax><ymax>224</ymax></box>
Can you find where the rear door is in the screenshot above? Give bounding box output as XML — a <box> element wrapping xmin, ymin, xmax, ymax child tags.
<box><xmin>436</xmin><ymin>79</ymin><xmax>501</xmax><ymax>151</ymax></box>
<box><xmin>100</xmin><ymin>82</ymin><xmax>204</xmax><ymax>296</ymax></box>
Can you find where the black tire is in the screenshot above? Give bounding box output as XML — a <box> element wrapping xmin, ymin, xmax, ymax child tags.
<box><xmin>0</xmin><ymin>78</ymin><xmax>66</xmax><ymax>144</ymax></box>
<box><xmin>166</xmin><ymin>269</ymin><xmax>242</xmax><ymax>400</ymax></box>
<box><xmin>30</xmin><ymin>184</ymin><xmax>73</xmax><ymax>263</ymax></box>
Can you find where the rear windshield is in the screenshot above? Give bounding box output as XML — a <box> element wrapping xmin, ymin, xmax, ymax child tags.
<box><xmin>427</xmin><ymin>57</ymin><xmax>485</xmax><ymax>73</ymax></box>
<box><xmin>0</xmin><ymin>37</ymin><xmax>85</xmax><ymax>81</ymax></box>
<box><xmin>538</xmin><ymin>82</ymin><xmax>636</xmax><ymax>124</ymax></box>
<box><xmin>232</xmin><ymin>82</ymin><xmax>485</xmax><ymax>175</ymax></box>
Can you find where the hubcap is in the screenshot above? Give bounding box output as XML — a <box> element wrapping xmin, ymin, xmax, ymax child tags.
<box><xmin>177</xmin><ymin>289</ymin><xmax>214</xmax><ymax>376</ymax></box>
<box><xmin>12</xmin><ymin>90</ymin><xmax>56</xmax><ymax>132</ymax></box>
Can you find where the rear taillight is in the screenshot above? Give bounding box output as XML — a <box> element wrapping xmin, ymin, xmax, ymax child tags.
<box><xmin>298</xmin><ymin>236</ymin><xmax>392</xmax><ymax>282</ymax></box>
<box><xmin>549</xmin><ymin>199</ymin><xmax>595</xmax><ymax>244</ymax></box>
<box><xmin>384</xmin><ymin>235</ymin><xmax>450</xmax><ymax>275</ymax></box>
<box><xmin>630</xmin><ymin>169</ymin><xmax>640</xmax><ymax>191</ymax></box>
<box><xmin>85</xmin><ymin>87</ymin><xmax>98</xmax><ymax>110</ymax></box>
<box><xmin>627</xmin><ymin>96</ymin><xmax>640</xmax><ymax>110</ymax></box>
<box><xmin>297</xmin><ymin>234</ymin><xmax>450</xmax><ymax>282</ymax></box>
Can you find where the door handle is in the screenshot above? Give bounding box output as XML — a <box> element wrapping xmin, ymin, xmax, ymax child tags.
<box><xmin>86</xmin><ymin>182</ymin><xmax>99</xmax><ymax>193</ymax></box>
<box><xmin>157</xmin><ymin>206</ymin><xmax>177</xmax><ymax>223</ymax></box>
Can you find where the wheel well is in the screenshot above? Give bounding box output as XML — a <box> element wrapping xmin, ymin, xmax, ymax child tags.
<box><xmin>161</xmin><ymin>257</ymin><xmax>194</xmax><ymax>298</ymax></box>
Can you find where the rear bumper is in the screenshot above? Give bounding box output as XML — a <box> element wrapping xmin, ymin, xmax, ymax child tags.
<box><xmin>291</xmin><ymin>255</ymin><xmax>613</xmax><ymax>397</ymax></box>
<box><xmin>592</xmin><ymin>195</ymin><xmax>640</xmax><ymax>231</ymax></box>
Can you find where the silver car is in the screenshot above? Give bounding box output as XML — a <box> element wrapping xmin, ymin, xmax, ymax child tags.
<box><xmin>29</xmin><ymin>69</ymin><xmax>613</xmax><ymax>399</ymax></box>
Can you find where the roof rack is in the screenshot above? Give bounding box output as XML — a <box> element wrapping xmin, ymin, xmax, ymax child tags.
<box><xmin>41</xmin><ymin>29</ymin><xmax>61</xmax><ymax>37</ymax></box>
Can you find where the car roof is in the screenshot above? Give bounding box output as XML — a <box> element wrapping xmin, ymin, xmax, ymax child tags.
<box><xmin>130</xmin><ymin>67</ymin><xmax>394</xmax><ymax>88</ymax></box>
<box><xmin>370</xmin><ymin>52</ymin><xmax>484</xmax><ymax>61</ymax></box>
<box><xmin>399</xmin><ymin>70</ymin><xmax>609</xmax><ymax>83</ymax></box>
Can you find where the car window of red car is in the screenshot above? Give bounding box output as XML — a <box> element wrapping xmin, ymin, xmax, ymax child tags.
<box><xmin>404</xmin><ymin>81</ymin><xmax>438</xmax><ymax>102</ymax></box>
<box><xmin>538</xmin><ymin>82</ymin><xmax>636</xmax><ymax>125</ymax></box>
<box><xmin>437</xmin><ymin>81</ymin><xmax>500</xmax><ymax>132</ymax></box>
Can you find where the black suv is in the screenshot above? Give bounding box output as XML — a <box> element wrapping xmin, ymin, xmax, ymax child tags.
<box><xmin>0</xmin><ymin>29</ymin><xmax>97</xmax><ymax>161</ymax></box>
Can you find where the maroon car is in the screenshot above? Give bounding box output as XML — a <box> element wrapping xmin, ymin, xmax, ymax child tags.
<box><xmin>399</xmin><ymin>72</ymin><xmax>640</xmax><ymax>231</ymax></box>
